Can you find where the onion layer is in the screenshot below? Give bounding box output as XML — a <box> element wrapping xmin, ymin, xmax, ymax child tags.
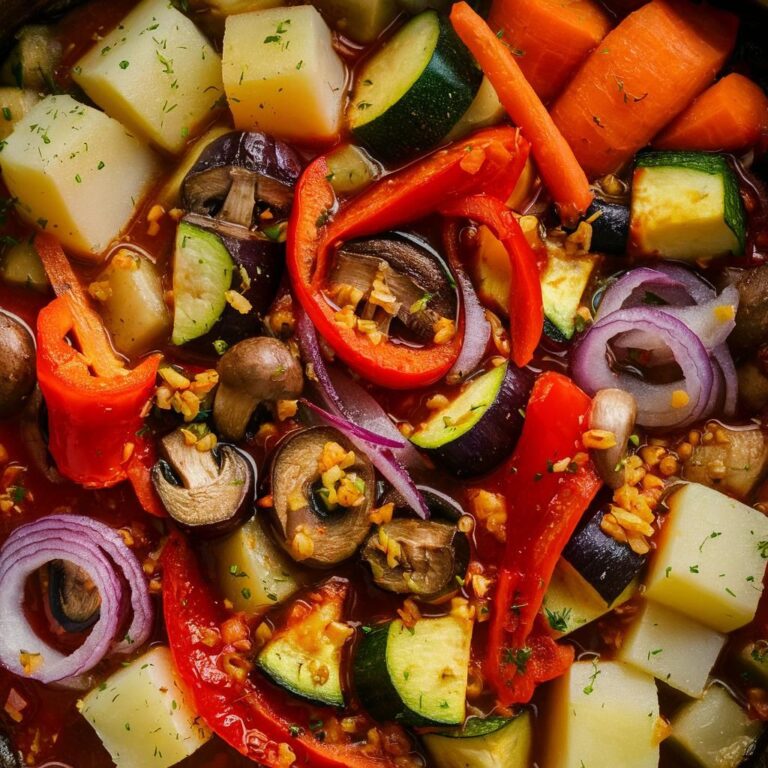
<box><xmin>0</xmin><ymin>515</ymin><xmax>152</xmax><ymax>684</ymax></box>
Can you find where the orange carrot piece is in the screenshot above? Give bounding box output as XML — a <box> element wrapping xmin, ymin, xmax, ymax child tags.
<box><xmin>550</xmin><ymin>0</ymin><xmax>739</xmax><ymax>178</ymax></box>
<box><xmin>450</xmin><ymin>2</ymin><xmax>593</xmax><ymax>225</ymax></box>
<box><xmin>488</xmin><ymin>0</ymin><xmax>611</xmax><ymax>104</ymax></box>
<box><xmin>655</xmin><ymin>73</ymin><xmax>768</xmax><ymax>152</ymax></box>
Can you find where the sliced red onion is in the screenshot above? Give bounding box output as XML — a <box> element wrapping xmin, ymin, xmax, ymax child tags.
<box><xmin>649</xmin><ymin>262</ymin><xmax>717</xmax><ymax>304</ymax></box>
<box><xmin>572</xmin><ymin>308</ymin><xmax>714</xmax><ymax>428</ymax></box>
<box><xmin>303</xmin><ymin>399</ymin><xmax>430</xmax><ymax>520</ymax></box>
<box><xmin>0</xmin><ymin>515</ymin><xmax>152</xmax><ymax>684</ymax></box>
<box><xmin>713</xmin><ymin>344</ymin><xmax>738</xmax><ymax>417</ymax></box>
<box><xmin>596</xmin><ymin>268</ymin><xmax>698</xmax><ymax>319</ymax></box>
<box><xmin>300</xmin><ymin>399</ymin><xmax>404</xmax><ymax>448</ymax></box>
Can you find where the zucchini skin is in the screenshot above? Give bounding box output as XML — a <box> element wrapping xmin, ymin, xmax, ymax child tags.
<box><xmin>352</xmin><ymin>625</ymin><xmax>407</xmax><ymax>722</ymax></box>
<box><xmin>351</xmin><ymin>13</ymin><xmax>482</xmax><ymax>164</ymax></box>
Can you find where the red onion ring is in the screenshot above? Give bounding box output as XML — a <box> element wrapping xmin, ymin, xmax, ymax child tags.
<box><xmin>299</xmin><ymin>399</ymin><xmax>403</xmax><ymax>449</ymax></box>
<box><xmin>573</xmin><ymin>308</ymin><xmax>714</xmax><ymax>429</ymax></box>
<box><xmin>0</xmin><ymin>515</ymin><xmax>152</xmax><ymax>684</ymax></box>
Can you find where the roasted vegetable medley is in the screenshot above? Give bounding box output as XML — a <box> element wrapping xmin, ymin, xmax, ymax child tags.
<box><xmin>2</xmin><ymin>0</ymin><xmax>768</xmax><ymax>767</ymax></box>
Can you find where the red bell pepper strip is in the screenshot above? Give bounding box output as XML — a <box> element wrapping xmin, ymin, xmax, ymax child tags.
<box><xmin>35</xmin><ymin>233</ymin><xmax>160</xmax><ymax>489</ymax></box>
<box><xmin>286</xmin><ymin>128</ymin><xmax>530</xmax><ymax>390</ymax></box>
<box><xmin>125</xmin><ymin>439</ymin><xmax>167</xmax><ymax>517</ymax></box>
<box><xmin>485</xmin><ymin>371</ymin><xmax>602</xmax><ymax>704</ymax></box>
<box><xmin>162</xmin><ymin>532</ymin><xmax>397</xmax><ymax>768</ymax></box>
<box><xmin>439</xmin><ymin>194</ymin><xmax>543</xmax><ymax>367</ymax></box>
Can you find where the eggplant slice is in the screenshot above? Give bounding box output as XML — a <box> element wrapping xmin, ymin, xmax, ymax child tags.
<box><xmin>269</xmin><ymin>427</ymin><xmax>375</xmax><ymax>568</ymax></box>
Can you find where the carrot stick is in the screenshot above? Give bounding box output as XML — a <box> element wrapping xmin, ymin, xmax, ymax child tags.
<box><xmin>550</xmin><ymin>0</ymin><xmax>739</xmax><ymax>178</ymax></box>
<box><xmin>488</xmin><ymin>0</ymin><xmax>611</xmax><ymax>104</ymax></box>
<box><xmin>654</xmin><ymin>73</ymin><xmax>768</xmax><ymax>152</ymax></box>
<box><xmin>450</xmin><ymin>2</ymin><xmax>593</xmax><ymax>226</ymax></box>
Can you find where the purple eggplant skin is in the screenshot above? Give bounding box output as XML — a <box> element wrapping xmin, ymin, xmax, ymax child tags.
<box><xmin>562</xmin><ymin>499</ymin><xmax>645</xmax><ymax>605</ymax></box>
<box><xmin>429</xmin><ymin>364</ymin><xmax>534</xmax><ymax>479</ymax></box>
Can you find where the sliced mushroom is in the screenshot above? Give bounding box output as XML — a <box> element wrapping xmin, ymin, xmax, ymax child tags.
<box><xmin>269</xmin><ymin>427</ymin><xmax>375</xmax><ymax>568</ymax></box>
<box><xmin>328</xmin><ymin>232</ymin><xmax>457</xmax><ymax>344</ymax></box>
<box><xmin>361</xmin><ymin>519</ymin><xmax>469</xmax><ymax>598</ymax></box>
<box><xmin>20</xmin><ymin>386</ymin><xmax>62</xmax><ymax>483</ymax></box>
<box><xmin>151</xmin><ymin>429</ymin><xmax>254</xmax><ymax>535</ymax></box>
<box><xmin>213</xmin><ymin>336</ymin><xmax>303</xmax><ymax>441</ymax></box>
<box><xmin>48</xmin><ymin>559</ymin><xmax>101</xmax><ymax>633</ymax></box>
<box><xmin>725</xmin><ymin>265</ymin><xmax>768</xmax><ymax>353</ymax></box>
<box><xmin>0</xmin><ymin>310</ymin><xmax>35</xmax><ymax>417</ymax></box>
<box><xmin>588</xmin><ymin>388</ymin><xmax>638</xmax><ymax>489</ymax></box>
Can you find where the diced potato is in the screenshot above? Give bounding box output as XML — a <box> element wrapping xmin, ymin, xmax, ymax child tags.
<box><xmin>446</xmin><ymin>76</ymin><xmax>505</xmax><ymax>142</ymax></box>
<box><xmin>0</xmin><ymin>95</ymin><xmax>159</xmax><ymax>260</ymax></box>
<box><xmin>618</xmin><ymin>600</ymin><xmax>726</xmax><ymax>698</ymax></box>
<box><xmin>72</xmin><ymin>0</ymin><xmax>224</xmax><ymax>154</ymax></box>
<box><xmin>1</xmin><ymin>239</ymin><xmax>49</xmax><ymax>292</ymax></box>
<box><xmin>543</xmin><ymin>659</ymin><xmax>659</xmax><ymax>768</ymax></box>
<box><xmin>223</xmin><ymin>6</ymin><xmax>347</xmax><ymax>142</ymax></box>
<box><xmin>668</xmin><ymin>683</ymin><xmax>764</xmax><ymax>768</ymax></box>
<box><xmin>644</xmin><ymin>483</ymin><xmax>768</xmax><ymax>632</ymax></box>
<box><xmin>0</xmin><ymin>88</ymin><xmax>39</xmax><ymax>140</ymax></box>
<box><xmin>80</xmin><ymin>646</ymin><xmax>211</xmax><ymax>768</ymax></box>
<box><xmin>313</xmin><ymin>0</ymin><xmax>399</xmax><ymax>44</ymax></box>
<box><xmin>211</xmin><ymin>514</ymin><xmax>308</xmax><ymax>614</ymax></box>
<box><xmin>94</xmin><ymin>248</ymin><xmax>170</xmax><ymax>356</ymax></box>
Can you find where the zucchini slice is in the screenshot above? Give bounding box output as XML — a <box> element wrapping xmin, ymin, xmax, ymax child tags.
<box><xmin>630</xmin><ymin>151</ymin><xmax>746</xmax><ymax>261</ymax></box>
<box><xmin>540</xmin><ymin>249</ymin><xmax>598</xmax><ymax>340</ymax></box>
<box><xmin>171</xmin><ymin>220</ymin><xmax>234</xmax><ymax>346</ymax></box>
<box><xmin>422</xmin><ymin>714</ymin><xmax>533</xmax><ymax>768</ymax></box>
<box><xmin>348</xmin><ymin>11</ymin><xmax>481</xmax><ymax>163</ymax></box>
<box><xmin>353</xmin><ymin>615</ymin><xmax>473</xmax><ymax>725</ymax></box>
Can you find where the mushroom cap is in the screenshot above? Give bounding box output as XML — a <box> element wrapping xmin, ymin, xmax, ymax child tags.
<box><xmin>0</xmin><ymin>311</ymin><xmax>35</xmax><ymax>418</ymax></box>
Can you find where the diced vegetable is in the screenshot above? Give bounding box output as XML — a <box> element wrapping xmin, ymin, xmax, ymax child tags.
<box><xmin>211</xmin><ymin>515</ymin><xmax>307</xmax><ymax>613</ymax></box>
<box><xmin>171</xmin><ymin>220</ymin><xmax>234</xmax><ymax>346</ymax></box>
<box><xmin>668</xmin><ymin>683</ymin><xmax>764</xmax><ymax>768</ymax></box>
<box><xmin>313</xmin><ymin>0</ymin><xmax>399</xmax><ymax>44</ymax></box>
<box><xmin>0</xmin><ymin>95</ymin><xmax>160</xmax><ymax>260</ymax></box>
<box><xmin>445</xmin><ymin>76</ymin><xmax>505</xmax><ymax>142</ymax></box>
<box><xmin>422</xmin><ymin>714</ymin><xmax>533</xmax><ymax>768</ymax></box>
<box><xmin>1</xmin><ymin>238</ymin><xmax>48</xmax><ymax>292</ymax></box>
<box><xmin>630</xmin><ymin>151</ymin><xmax>746</xmax><ymax>261</ymax></box>
<box><xmin>94</xmin><ymin>249</ymin><xmax>170</xmax><ymax>357</ymax></box>
<box><xmin>348</xmin><ymin>11</ymin><xmax>481</xmax><ymax>163</ymax></box>
<box><xmin>739</xmin><ymin>641</ymin><xmax>768</xmax><ymax>686</ymax></box>
<box><xmin>354</xmin><ymin>615</ymin><xmax>473</xmax><ymax>725</ymax></box>
<box><xmin>617</xmin><ymin>599</ymin><xmax>726</xmax><ymax>697</ymax></box>
<box><xmin>542</xmin><ymin>557</ymin><xmax>637</xmax><ymax>638</ymax></box>
<box><xmin>223</xmin><ymin>5</ymin><xmax>347</xmax><ymax>142</ymax></box>
<box><xmin>540</xmin><ymin>249</ymin><xmax>597</xmax><ymax>340</ymax></box>
<box><xmin>543</xmin><ymin>660</ymin><xmax>659</xmax><ymax>768</ymax></box>
<box><xmin>79</xmin><ymin>645</ymin><xmax>212</xmax><ymax>768</ymax></box>
<box><xmin>0</xmin><ymin>25</ymin><xmax>61</xmax><ymax>92</ymax></box>
<box><xmin>0</xmin><ymin>88</ymin><xmax>38</xmax><ymax>140</ymax></box>
<box><xmin>325</xmin><ymin>143</ymin><xmax>381</xmax><ymax>196</ymax></box>
<box><xmin>487</xmin><ymin>0</ymin><xmax>611</xmax><ymax>103</ymax></box>
<box><xmin>586</xmin><ymin>198</ymin><xmax>630</xmax><ymax>255</ymax></box>
<box><xmin>643</xmin><ymin>483</ymin><xmax>768</xmax><ymax>633</ymax></box>
<box><xmin>72</xmin><ymin>0</ymin><xmax>224</xmax><ymax>155</ymax></box>
<box><xmin>655</xmin><ymin>73</ymin><xmax>768</xmax><ymax>153</ymax></box>
<box><xmin>550</xmin><ymin>0</ymin><xmax>739</xmax><ymax>178</ymax></box>
<box><xmin>201</xmin><ymin>0</ymin><xmax>285</xmax><ymax>14</ymax></box>
<box><xmin>258</xmin><ymin>579</ymin><xmax>350</xmax><ymax>706</ymax></box>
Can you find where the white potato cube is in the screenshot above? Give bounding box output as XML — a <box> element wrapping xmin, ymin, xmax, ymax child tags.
<box><xmin>80</xmin><ymin>646</ymin><xmax>211</xmax><ymax>768</ymax></box>
<box><xmin>223</xmin><ymin>6</ymin><xmax>347</xmax><ymax>142</ymax></box>
<box><xmin>543</xmin><ymin>660</ymin><xmax>659</xmax><ymax>768</ymax></box>
<box><xmin>644</xmin><ymin>483</ymin><xmax>768</xmax><ymax>632</ymax></box>
<box><xmin>0</xmin><ymin>88</ymin><xmax>39</xmax><ymax>140</ymax></box>
<box><xmin>0</xmin><ymin>95</ymin><xmax>159</xmax><ymax>259</ymax></box>
<box><xmin>73</xmin><ymin>0</ymin><xmax>223</xmax><ymax>154</ymax></box>
<box><xmin>669</xmin><ymin>683</ymin><xmax>763</xmax><ymax>768</ymax></box>
<box><xmin>618</xmin><ymin>600</ymin><xmax>726</xmax><ymax>698</ymax></box>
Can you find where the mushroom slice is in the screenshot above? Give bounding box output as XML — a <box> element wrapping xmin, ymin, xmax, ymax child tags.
<box><xmin>213</xmin><ymin>336</ymin><xmax>303</xmax><ymax>442</ymax></box>
<box><xmin>48</xmin><ymin>559</ymin><xmax>101</xmax><ymax>633</ymax></box>
<box><xmin>588</xmin><ymin>388</ymin><xmax>638</xmax><ymax>489</ymax></box>
<box><xmin>361</xmin><ymin>519</ymin><xmax>469</xmax><ymax>598</ymax></box>
<box><xmin>0</xmin><ymin>310</ymin><xmax>35</xmax><ymax>418</ymax></box>
<box><xmin>151</xmin><ymin>429</ymin><xmax>254</xmax><ymax>535</ymax></box>
<box><xmin>270</xmin><ymin>427</ymin><xmax>375</xmax><ymax>568</ymax></box>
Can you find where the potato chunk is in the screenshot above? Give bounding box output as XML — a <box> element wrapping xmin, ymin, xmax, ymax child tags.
<box><xmin>72</xmin><ymin>0</ymin><xmax>223</xmax><ymax>154</ymax></box>
<box><xmin>644</xmin><ymin>483</ymin><xmax>768</xmax><ymax>632</ymax></box>
<box><xmin>543</xmin><ymin>660</ymin><xmax>659</xmax><ymax>768</ymax></box>
<box><xmin>80</xmin><ymin>646</ymin><xmax>211</xmax><ymax>768</ymax></box>
<box><xmin>618</xmin><ymin>600</ymin><xmax>726</xmax><ymax>698</ymax></box>
<box><xmin>223</xmin><ymin>5</ymin><xmax>346</xmax><ymax>142</ymax></box>
<box><xmin>0</xmin><ymin>95</ymin><xmax>159</xmax><ymax>259</ymax></box>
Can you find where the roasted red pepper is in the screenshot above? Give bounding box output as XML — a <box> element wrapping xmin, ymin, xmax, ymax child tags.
<box><xmin>439</xmin><ymin>194</ymin><xmax>544</xmax><ymax>367</ymax></box>
<box><xmin>286</xmin><ymin>127</ymin><xmax>530</xmax><ymax>389</ymax></box>
<box><xmin>35</xmin><ymin>233</ymin><xmax>160</xmax><ymax>489</ymax></box>
<box><xmin>162</xmin><ymin>532</ymin><xmax>398</xmax><ymax>768</ymax></box>
<box><xmin>485</xmin><ymin>371</ymin><xmax>602</xmax><ymax>704</ymax></box>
